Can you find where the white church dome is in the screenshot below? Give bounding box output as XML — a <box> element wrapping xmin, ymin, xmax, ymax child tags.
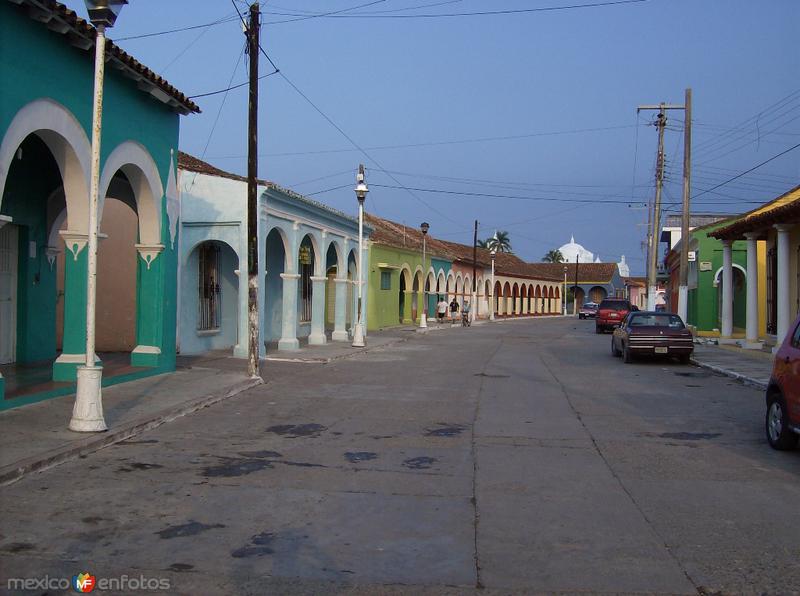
<box><xmin>559</xmin><ymin>235</ymin><xmax>594</xmax><ymax>264</ymax></box>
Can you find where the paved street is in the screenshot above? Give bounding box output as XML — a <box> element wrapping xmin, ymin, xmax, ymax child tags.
<box><xmin>1</xmin><ymin>317</ymin><xmax>799</xmax><ymax>595</ymax></box>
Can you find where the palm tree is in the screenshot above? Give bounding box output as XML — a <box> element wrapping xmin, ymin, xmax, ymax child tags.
<box><xmin>542</xmin><ymin>249</ymin><xmax>564</xmax><ymax>263</ymax></box>
<box><xmin>477</xmin><ymin>239</ymin><xmax>489</xmax><ymax>249</ymax></box>
<box><xmin>486</xmin><ymin>231</ymin><xmax>512</xmax><ymax>253</ymax></box>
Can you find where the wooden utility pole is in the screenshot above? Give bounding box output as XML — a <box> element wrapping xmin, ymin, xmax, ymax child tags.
<box><xmin>638</xmin><ymin>99</ymin><xmax>686</xmax><ymax>311</ymax></box>
<box><xmin>678</xmin><ymin>88</ymin><xmax>692</xmax><ymax>321</ymax></box>
<box><xmin>573</xmin><ymin>253</ymin><xmax>579</xmax><ymax>314</ymax></box>
<box><xmin>246</xmin><ymin>2</ymin><xmax>260</xmax><ymax>378</ymax></box>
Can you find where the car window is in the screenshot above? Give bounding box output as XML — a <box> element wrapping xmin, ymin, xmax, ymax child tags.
<box><xmin>629</xmin><ymin>314</ymin><xmax>685</xmax><ymax>328</ymax></box>
<box><xmin>599</xmin><ymin>300</ymin><xmax>628</xmax><ymax>311</ymax></box>
<box><xmin>790</xmin><ymin>321</ymin><xmax>800</xmax><ymax>349</ymax></box>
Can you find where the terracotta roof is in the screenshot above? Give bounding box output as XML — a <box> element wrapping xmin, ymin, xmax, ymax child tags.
<box><xmin>710</xmin><ymin>185</ymin><xmax>800</xmax><ymax>240</ymax></box>
<box><xmin>364</xmin><ymin>214</ymin><xmax>562</xmax><ymax>281</ymax></box>
<box><xmin>537</xmin><ymin>262</ymin><xmax>619</xmax><ymax>284</ymax></box>
<box><xmin>11</xmin><ymin>0</ymin><xmax>199</xmax><ymax>114</ymax></box>
<box><xmin>178</xmin><ymin>152</ymin><xmax>358</xmax><ymax>225</ymax></box>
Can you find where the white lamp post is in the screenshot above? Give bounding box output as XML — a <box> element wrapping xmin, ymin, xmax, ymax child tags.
<box><xmin>351</xmin><ymin>165</ymin><xmax>367</xmax><ymax>348</ymax></box>
<box><xmin>489</xmin><ymin>248</ymin><xmax>496</xmax><ymax>321</ymax></box>
<box><xmin>70</xmin><ymin>0</ymin><xmax>127</xmax><ymax>433</ymax></box>
<box><xmin>419</xmin><ymin>222</ymin><xmax>429</xmax><ymax>329</ymax></box>
<box><xmin>563</xmin><ymin>266</ymin><xmax>568</xmax><ymax>316</ymax></box>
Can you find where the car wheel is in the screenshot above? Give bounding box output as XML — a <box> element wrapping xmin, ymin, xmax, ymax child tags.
<box><xmin>766</xmin><ymin>393</ymin><xmax>798</xmax><ymax>450</ymax></box>
<box><xmin>623</xmin><ymin>343</ymin><xmax>633</xmax><ymax>363</ymax></box>
<box><xmin>611</xmin><ymin>338</ymin><xmax>621</xmax><ymax>357</ymax></box>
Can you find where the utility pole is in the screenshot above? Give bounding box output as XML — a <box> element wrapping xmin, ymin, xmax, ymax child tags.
<box><xmin>638</xmin><ymin>99</ymin><xmax>689</xmax><ymax>311</ymax></box>
<box><xmin>246</xmin><ymin>2</ymin><xmax>260</xmax><ymax>378</ymax></box>
<box><xmin>678</xmin><ymin>88</ymin><xmax>692</xmax><ymax>321</ymax></box>
<box><xmin>573</xmin><ymin>253</ymin><xmax>579</xmax><ymax>315</ymax></box>
<box><xmin>472</xmin><ymin>220</ymin><xmax>478</xmax><ymax>321</ymax></box>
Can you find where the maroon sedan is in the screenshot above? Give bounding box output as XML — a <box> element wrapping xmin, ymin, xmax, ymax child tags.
<box><xmin>611</xmin><ymin>311</ymin><xmax>694</xmax><ymax>364</ymax></box>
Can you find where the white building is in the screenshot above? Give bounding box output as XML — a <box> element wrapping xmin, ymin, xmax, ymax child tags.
<box><xmin>558</xmin><ymin>236</ymin><xmax>594</xmax><ymax>264</ymax></box>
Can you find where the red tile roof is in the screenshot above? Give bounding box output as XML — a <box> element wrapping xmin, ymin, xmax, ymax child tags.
<box><xmin>12</xmin><ymin>0</ymin><xmax>199</xmax><ymax>114</ymax></box>
<box><xmin>537</xmin><ymin>262</ymin><xmax>618</xmax><ymax>284</ymax></box>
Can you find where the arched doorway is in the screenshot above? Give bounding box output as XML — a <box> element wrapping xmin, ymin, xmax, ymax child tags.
<box><xmin>589</xmin><ymin>285</ymin><xmax>607</xmax><ymax>304</ymax></box>
<box><xmin>520</xmin><ymin>284</ymin><xmax>528</xmax><ymax>315</ymax></box>
<box><xmin>716</xmin><ymin>266</ymin><xmax>747</xmax><ymax>330</ymax></box>
<box><xmin>183</xmin><ymin>239</ymin><xmax>239</xmax><ymax>353</ymax></box>
<box><xmin>264</xmin><ymin>228</ymin><xmax>287</xmax><ymax>343</ymax></box>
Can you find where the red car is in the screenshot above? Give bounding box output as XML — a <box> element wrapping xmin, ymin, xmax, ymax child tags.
<box><xmin>595</xmin><ymin>298</ymin><xmax>633</xmax><ymax>333</ymax></box>
<box><xmin>765</xmin><ymin>313</ymin><xmax>800</xmax><ymax>450</ymax></box>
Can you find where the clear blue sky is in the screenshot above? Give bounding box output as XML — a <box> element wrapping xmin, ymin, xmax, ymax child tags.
<box><xmin>67</xmin><ymin>0</ymin><xmax>799</xmax><ymax>274</ymax></box>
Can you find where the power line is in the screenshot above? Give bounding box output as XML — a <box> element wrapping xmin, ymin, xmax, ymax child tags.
<box><xmin>264</xmin><ymin>0</ymin><xmax>389</xmax><ymax>25</ymax></box>
<box><xmin>115</xmin><ymin>13</ymin><xmax>240</xmax><ymax>41</ymax></box>
<box><xmin>208</xmin><ymin>124</ymin><xmax>638</xmax><ymax>159</ymax></box>
<box><xmin>187</xmin><ymin>69</ymin><xmax>279</xmax><ymax>99</ymax></box>
<box><xmin>690</xmin><ymin>142</ymin><xmax>800</xmax><ymax>200</ymax></box>
<box><xmin>264</xmin><ymin>0</ymin><xmax>648</xmax><ymax>21</ymax></box>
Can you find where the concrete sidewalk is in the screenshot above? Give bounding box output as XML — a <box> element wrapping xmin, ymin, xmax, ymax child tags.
<box><xmin>690</xmin><ymin>343</ymin><xmax>774</xmax><ymax>390</ymax></box>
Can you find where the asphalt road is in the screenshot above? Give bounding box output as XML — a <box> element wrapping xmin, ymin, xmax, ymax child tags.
<box><xmin>1</xmin><ymin>317</ymin><xmax>799</xmax><ymax>595</ymax></box>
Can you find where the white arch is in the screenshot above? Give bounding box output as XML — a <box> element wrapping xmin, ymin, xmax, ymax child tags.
<box><xmin>0</xmin><ymin>98</ymin><xmax>91</xmax><ymax>232</ymax></box>
<box><xmin>265</xmin><ymin>225</ymin><xmax>292</xmax><ymax>272</ymax></box>
<box><xmin>325</xmin><ymin>238</ymin><xmax>345</xmax><ymax>274</ymax></box>
<box><xmin>713</xmin><ymin>263</ymin><xmax>747</xmax><ymax>284</ymax></box>
<box><xmin>186</xmin><ymin>238</ymin><xmax>240</xmax><ymax>265</ymax></box>
<box><xmin>297</xmin><ymin>230</ymin><xmax>323</xmax><ymax>276</ymax></box>
<box><xmin>99</xmin><ymin>141</ymin><xmax>164</xmax><ymax>245</ymax></box>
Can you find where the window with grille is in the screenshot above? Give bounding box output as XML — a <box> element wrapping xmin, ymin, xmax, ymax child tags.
<box><xmin>299</xmin><ymin>245</ymin><xmax>313</xmax><ymax>322</ymax></box>
<box><xmin>198</xmin><ymin>243</ymin><xmax>221</xmax><ymax>331</ymax></box>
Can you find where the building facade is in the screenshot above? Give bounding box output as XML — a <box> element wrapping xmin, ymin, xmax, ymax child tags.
<box><xmin>178</xmin><ymin>153</ymin><xmax>367</xmax><ymax>355</ymax></box>
<box><xmin>0</xmin><ymin>0</ymin><xmax>197</xmax><ymax>408</ymax></box>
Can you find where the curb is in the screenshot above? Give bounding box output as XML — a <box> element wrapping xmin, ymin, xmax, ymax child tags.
<box><xmin>264</xmin><ymin>335</ymin><xmax>411</xmax><ymax>364</ymax></box>
<box><xmin>690</xmin><ymin>358</ymin><xmax>768</xmax><ymax>391</ymax></box>
<box><xmin>0</xmin><ymin>376</ymin><xmax>263</xmax><ymax>487</ymax></box>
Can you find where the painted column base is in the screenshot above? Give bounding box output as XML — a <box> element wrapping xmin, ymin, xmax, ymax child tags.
<box><xmin>743</xmin><ymin>341</ymin><xmax>764</xmax><ymax>350</ymax></box>
<box><xmin>278</xmin><ymin>337</ymin><xmax>300</xmax><ymax>351</ymax></box>
<box><xmin>332</xmin><ymin>330</ymin><xmax>349</xmax><ymax>342</ymax></box>
<box><xmin>53</xmin><ymin>353</ymin><xmax>101</xmax><ymax>382</ymax></box>
<box><xmin>308</xmin><ymin>333</ymin><xmax>327</xmax><ymax>346</ymax></box>
<box><xmin>69</xmin><ymin>365</ymin><xmax>107</xmax><ymax>432</ymax></box>
<box><xmin>718</xmin><ymin>337</ymin><xmax>738</xmax><ymax>345</ymax></box>
<box><xmin>131</xmin><ymin>345</ymin><xmax>162</xmax><ymax>368</ymax></box>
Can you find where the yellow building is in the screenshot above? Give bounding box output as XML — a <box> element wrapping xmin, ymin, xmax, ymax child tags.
<box><xmin>711</xmin><ymin>185</ymin><xmax>800</xmax><ymax>350</ymax></box>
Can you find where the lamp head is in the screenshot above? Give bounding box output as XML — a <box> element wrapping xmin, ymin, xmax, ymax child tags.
<box><xmin>355</xmin><ymin>164</ymin><xmax>368</xmax><ymax>203</ymax></box>
<box><xmin>420</xmin><ymin>222</ymin><xmax>429</xmax><ymax>235</ymax></box>
<box><xmin>490</xmin><ymin>248</ymin><xmax>496</xmax><ymax>257</ymax></box>
<box><xmin>84</xmin><ymin>0</ymin><xmax>127</xmax><ymax>28</ymax></box>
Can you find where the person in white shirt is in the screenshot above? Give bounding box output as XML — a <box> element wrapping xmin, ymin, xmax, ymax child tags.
<box><xmin>436</xmin><ymin>297</ymin><xmax>448</xmax><ymax>324</ymax></box>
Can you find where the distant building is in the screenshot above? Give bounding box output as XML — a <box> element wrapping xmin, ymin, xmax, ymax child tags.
<box><xmin>558</xmin><ymin>236</ymin><xmax>594</xmax><ymax>264</ymax></box>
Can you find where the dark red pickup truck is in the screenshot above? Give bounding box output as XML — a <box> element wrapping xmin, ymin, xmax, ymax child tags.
<box><xmin>595</xmin><ymin>298</ymin><xmax>633</xmax><ymax>333</ymax></box>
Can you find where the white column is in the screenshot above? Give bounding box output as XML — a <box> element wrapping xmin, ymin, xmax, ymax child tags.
<box><xmin>278</xmin><ymin>272</ymin><xmax>300</xmax><ymax>350</ymax></box>
<box><xmin>720</xmin><ymin>239</ymin><xmax>734</xmax><ymax>342</ymax></box>
<box><xmin>332</xmin><ymin>277</ymin><xmax>349</xmax><ymax>341</ymax></box>
<box><xmin>308</xmin><ymin>276</ymin><xmax>327</xmax><ymax>345</ymax></box>
<box><xmin>744</xmin><ymin>233</ymin><xmax>762</xmax><ymax>349</ymax></box>
<box><xmin>775</xmin><ymin>224</ymin><xmax>793</xmax><ymax>346</ymax></box>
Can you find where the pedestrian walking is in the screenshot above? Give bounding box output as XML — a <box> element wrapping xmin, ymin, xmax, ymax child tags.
<box><xmin>462</xmin><ymin>300</ymin><xmax>471</xmax><ymax>327</ymax></box>
<box><xmin>436</xmin><ymin>297</ymin><xmax>448</xmax><ymax>324</ymax></box>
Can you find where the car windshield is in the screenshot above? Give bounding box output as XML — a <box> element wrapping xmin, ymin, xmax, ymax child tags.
<box><xmin>599</xmin><ymin>301</ymin><xmax>628</xmax><ymax>311</ymax></box>
<box><xmin>629</xmin><ymin>314</ymin><xmax>685</xmax><ymax>329</ymax></box>
<box><xmin>583</xmin><ymin>304</ymin><xmax>597</xmax><ymax>310</ymax></box>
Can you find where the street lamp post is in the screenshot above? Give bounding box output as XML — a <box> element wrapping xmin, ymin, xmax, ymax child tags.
<box><xmin>419</xmin><ymin>222</ymin><xmax>429</xmax><ymax>329</ymax></box>
<box><xmin>351</xmin><ymin>165</ymin><xmax>367</xmax><ymax>348</ymax></box>
<box><xmin>563</xmin><ymin>266</ymin><xmax>568</xmax><ymax>316</ymax></box>
<box><xmin>70</xmin><ymin>0</ymin><xmax>127</xmax><ymax>433</ymax></box>
<box><xmin>489</xmin><ymin>248</ymin><xmax>496</xmax><ymax>321</ymax></box>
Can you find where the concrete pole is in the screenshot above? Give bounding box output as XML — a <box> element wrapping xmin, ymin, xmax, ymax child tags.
<box><xmin>647</xmin><ymin>107</ymin><xmax>666</xmax><ymax>312</ymax></box>
<box><xmin>775</xmin><ymin>224</ymin><xmax>793</xmax><ymax>347</ymax></box>
<box><xmin>563</xmin><ymin>270</ymin><xmax>567</xmax><ymax>315</ymax></box>
<box><xmin>720</xmin><ymin>240</ymin><xmax>734</xmax><ymax>342</ymax></box>
<box><xmin>744</xmin><ymin>233</ymin><xmax>761</xmax><ymax>349</ymax></box>
<box><xmin>678</xmin><ymin>88</ymin><xmax>692</xmax><ymax>322</ymax></box>
<box><xmin>70</xmin><ymin>25</ymin><xmax>107</xmax><ymax>432</ymax></box>
<box><xmin>419</xmin><ymin>232</ymin><xmax>427</xmax><ymax>328</ymax></box>
<box><xmin>351</xmin><ymin>189</ymin><xmax>366</xmax><ymax>347</ymax></box>
<box><xmin>489</xmin><ymin>254</ymin><xmax>495</xmax><ymax>321</ymax></box>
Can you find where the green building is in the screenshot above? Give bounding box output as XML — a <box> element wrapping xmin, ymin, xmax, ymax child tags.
<box><xmin>665</xmin><ymin>220</ymin><xmax>747</xmax><ymax>335</ymax></box>
<box><xmin>0</xmin><ymin>0</ymin><xmax>198</xmax><ymax>408</ymax></box>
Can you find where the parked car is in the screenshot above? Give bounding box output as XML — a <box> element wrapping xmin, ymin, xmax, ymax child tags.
<box><xmin>611</xmin><ymin>311</ymin><xmax>694</xmax><ymax>364</ymax></box>
<box><xmin>765</xmin><ymin>313</ymin><xmax>800</xmax><ymax>450</ymax></box>
<box><xmin>579</xmin><ymin>302</ymin><xmax>599</xmax><ymax>319</ymax></box>
<box><xmin>595</xmin><ymin>298</ymin><xmax>632</xmax><ymax>333</ymax></box>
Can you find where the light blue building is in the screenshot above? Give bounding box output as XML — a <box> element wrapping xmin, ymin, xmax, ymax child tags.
<box><xmin>178</xmin><ymin>153</ymin><xmax>368</xmax><ymax>356</ymax></box>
